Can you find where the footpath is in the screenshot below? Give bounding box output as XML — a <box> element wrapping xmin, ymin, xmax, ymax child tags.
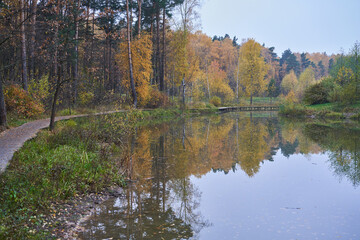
<box><xmin>0</xmin><ymin>110</ymin><xmax>124</xmax><ymax>173</ymax></box>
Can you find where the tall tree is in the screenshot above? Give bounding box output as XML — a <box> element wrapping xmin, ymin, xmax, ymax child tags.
<box><xmin>20</xmin><ymin>0</ymin><xmax>28</xmax><ymax>90</ymax></box>
<box><xmin>280</xmin><ymin>49</ymin><xmax>300</xmax><ymax>76</ymax></box>
<box><xmin>137</xmin><ymin>0</ymin><xmax>143</xmax><ymax>34</ymax></box>
<box><xmin>300</xmin><ymin>53</ymin><xmax>310</xmax><ymax>71</ymax></box>
<box><xmin>159</xmin><ymin>0</ymin><xmax>184</xmax><ymax>92</ymax></box>
<box><xmin>0</xmin><ymin>75</ymin><xmax>6</xmax><ymax>128</ymax></box>
<box><xmin>238</xmin><ymin>39</ymin><xmax>269</xmax><ymax>105</ymax></box>
<box><xmin>29</xmin><ymin>0</ymin><xmax>37</xmax><ymax>80</ymax></box>
<box><xmin>127</xmin><ymin>0</ymin><xmax>137</xmax><ymax>107</ymax></box>
<box><xmin>317</xmin><ymin>60</ymin><xmax>325</xmax><ymax>78</ymax></box>
<box><xmin>72</xmin><ymin>0</ymin><xmax>81</xmax><ymax>104</ymax></box>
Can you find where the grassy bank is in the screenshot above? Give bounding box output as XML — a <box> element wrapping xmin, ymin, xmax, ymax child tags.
<box><xmin>279</xmin><ymin>101</ymin><xmax>360</xmax><ymax>120</ymax></box>
<box><xmin>0</xmin><ymin>108</ymin><xmax>181</xmax><ymax>239</ymax></box>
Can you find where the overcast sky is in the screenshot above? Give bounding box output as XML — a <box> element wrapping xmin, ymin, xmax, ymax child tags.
<box><xmin>199</xmin><ymin>0</ymin><xmax>360</xmax><ymax>56</ymax></box>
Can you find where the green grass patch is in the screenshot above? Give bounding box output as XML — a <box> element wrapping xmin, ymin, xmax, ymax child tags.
<box><xmin>306</xmin><ymin>102</ymin><xmax>336</xmax><ymax>111</ymax></box>
<box><xmin>306</xmin><ymin>101</ymin><xmax>360</xmax><ymax>113</ymax></box>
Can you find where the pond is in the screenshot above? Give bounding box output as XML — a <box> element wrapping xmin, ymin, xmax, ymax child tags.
<box><xmin>78</xmin><ymin>112</ymin><xmax>360</xmax><ymax>240</ymax></box>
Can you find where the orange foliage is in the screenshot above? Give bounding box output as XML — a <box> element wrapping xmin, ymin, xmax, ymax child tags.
<box><xmin>4</xmin><ymin>84</ymin><xmax>44</xmax><ymax>117</ymax></box>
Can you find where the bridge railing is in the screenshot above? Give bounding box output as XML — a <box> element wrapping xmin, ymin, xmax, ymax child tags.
<box><xmin>218</xmin><ymin>106</ymin><xmax>279</xmax><ymax>112</ymax></box>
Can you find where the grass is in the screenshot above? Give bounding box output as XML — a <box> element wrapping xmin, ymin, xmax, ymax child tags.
<box><xmin>0</xmin><ymin>108</ymin><xmax>181</xmax><ymax>239</ymax></box>
<box><xmin>305</xmin><ymin>101</ymin><xmax>360</xmax><ymax>113</ymax></box>
<box><xmin>279</xmin><ymin>101</ymin><xmax>360</xmax><ymax>120</ymax></box>
<box><xmin>306</xmin><ymin>102</ymin><xmax>336</xmax><ymax>111</ymax></box>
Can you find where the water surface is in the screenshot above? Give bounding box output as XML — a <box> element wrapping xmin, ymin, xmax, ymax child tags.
<box><xmin>79</xmin><ymin>113</ymin><xmax>360</xmax><ymax>239</ymax></box>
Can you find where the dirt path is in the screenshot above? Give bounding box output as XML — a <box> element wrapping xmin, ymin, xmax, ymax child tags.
<box><xmin>0</xmin><ymin>110</ymin><xmax>125</xmax><ymax>173</ymax></box>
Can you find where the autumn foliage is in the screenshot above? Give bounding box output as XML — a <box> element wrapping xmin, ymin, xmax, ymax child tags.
<box><xmin>145</xmin><ymin>88</ymin><xmax>170</xmax><ymax>108</ymax></box>
<box><xmin>116</xmin><ymin>34</ymin><xmax>153</xmax><ymax>106</ymax></box>
<box><xmin>4</xmin><ymin>85</ymin><xmax>44</xmax><ymax>117</ymax></box>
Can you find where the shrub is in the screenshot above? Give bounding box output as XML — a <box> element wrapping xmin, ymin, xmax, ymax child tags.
<box><xmin>210</xmin><ymin>96</ymin><xmax>221</xmax><ymax>107</ymax></box>
<box><xmin>303</xmin><ymin>82</ymin><xmax>329</xmax><ymax>105</ymax></box>
<box><xmin>284</xmin><ymin>90</ymin><xmax>297</xmax><ymax>103</ymax></box>
<box><xmin>28</xmin><ymin>74</ymin><xmax>50</xmax><ymax>103</ymax></box>
<box><xmin>192</xmin><ymin>102</ymin><xmax>207</xmax><ymax>109</ymax></box>
<box><xmin>4</xmin><ymin>84</ymin><xmax>44</xmax><ymax>118</ymax></box>
<box><xmin>340</xmin><ymin>82</ymin><xmax>358</xmax><ymax>105</ymax></box>
<box><xmin>279</xmin><ymin>103</ymin><xmax>307</xmax><ymax>117</ymax></box>
<box><xmin>328</xmin><ymin>84</ymin><xmax>342</xmax><ymax>103</ymax></box>
<box><xmin>79</xmin><ymin>91</ymin><xmax>94</xmax><ymax>105</ymax></box>
<box><xmin>145</xmin><ymin>88</ymin><xmax>169</xmax><ymax>108</ymax></box>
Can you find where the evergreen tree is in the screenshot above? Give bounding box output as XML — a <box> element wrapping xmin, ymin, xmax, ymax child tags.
<box><xmin>318</xmin><ymin>61</ymin><xmax>326</xmax><ymax>78</ymax></box>
<box><xmin>232</xmin><ymin>36</ymin><xmax>238</xmax><ymax>47</ymax></box>
<box><xmin>328</xmin><ymin>58</ymin><xmax>334</xmax><ymax>72</ymax></box>
<box><xmin>280</xmin><ymin>49</ymin><xmax>300</xmax><ymax>75</ymax></box>
<box><xmin>300</xmin><ymin>53</ymin><xmax>310</xmax><ymax>71</ymax></box>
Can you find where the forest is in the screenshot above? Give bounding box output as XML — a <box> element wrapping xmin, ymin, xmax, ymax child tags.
<box><xmin>0</xmin><ymin>0</ymin><xmax>359</xmax><ymax>130</ymax></box>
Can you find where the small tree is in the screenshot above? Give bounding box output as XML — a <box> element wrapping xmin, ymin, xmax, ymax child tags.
<box><xmin>268</xmin><ymin>78</ymin><xmax>277</xmax><ymax>103</ymax></box>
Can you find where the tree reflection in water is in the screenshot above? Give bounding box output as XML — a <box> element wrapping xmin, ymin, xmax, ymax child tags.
<box><xmin>304</xmin><ymin>124</ymin><xmax>360</xmax><ymax>187</ymax></box>
<box><xmin>80</xmin><ymin>114</ymin><xmax>360</xmax><ymax>239</ymax></box>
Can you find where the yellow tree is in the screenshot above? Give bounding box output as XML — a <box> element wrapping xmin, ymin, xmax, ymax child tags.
<box><xmin>190</xmin><ymin>31</ymin><xmax>212</xmax><ymax>100</ymax></box>
<box><xmin>116</xmin><ymin>34</ymin><xmax>153</xmax><ymax>106</ymax></box>
<box><xmin>238</xmin><ymin>39</ymin><xmax>269</xmax><ymax>104</ymax></box>
<box><xmin>296</xmin><ymin>67</ymin><xmax>316</xmax><ymax>100</ymax></box>
<box><xmin>281</xmin><ymin>70</ymin><xmax>298</xmax><ymax>95</ymax></box>
<box><xmin>168</xmin><ymin>30</ymin><xmax>200</xmax><ymax>105</ymax></box>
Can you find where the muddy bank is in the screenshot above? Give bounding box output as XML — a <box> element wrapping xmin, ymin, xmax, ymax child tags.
<box><xmin>43</xmin><ymin>187</ymin><xmax>124</xmax><ymax>239</ymax></box>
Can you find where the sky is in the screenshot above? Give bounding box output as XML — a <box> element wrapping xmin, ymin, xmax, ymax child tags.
<box><xmin>199</xmin><ymin>0</ymin><xmax>360</xmax><ymax>56</ymax></box>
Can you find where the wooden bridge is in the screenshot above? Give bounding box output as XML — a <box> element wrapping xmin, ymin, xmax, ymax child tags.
<box><xmin>218</xmin><ymin>106</ymin><xmax>279</xmax><ymax>112</ymax></box>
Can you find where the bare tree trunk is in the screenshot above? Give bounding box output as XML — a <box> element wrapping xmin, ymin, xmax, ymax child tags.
<box><xmin>161</xmin><ymin>6</ymin><xmax>166</xmax><ymax>92</ymax></box>
<box><xmin>50</xmin><ymin>66</ymin><xmax>61</xmax><ymax>131</ymax></box>
<box><xmin>0</xmin><ymin>75</ymin><xmax>7</xmax><ymax>128</ymax></box>
<box><xmin>108</xmin><ymin>36</ymin><xmax>112</xmax><ymax>90</ymax></box>
<box><xmin>206</xmin><ymin>59</ymin><xmax>210</xmax><ymax>100</ymax></box>
<box><xmin>29</xmin><ymin>0</ymin><xmax>37</xmax><ymax>80</ymax></box>
<box><xmin>127</xmin><ymin>0</ymin><xmax>137</xmax><ymax>108</ymax></box>
<box><xmin>50</xmin><ymin>0</ymin><xmax>61</xmax><ymax>131</ymax></box>
<box><xmin>21</xmin><ymin>0</ymin><xmax>28</xmax><ymax>90</ymax></box>
<box><xmin>53</xmin><ymin>0</ymin><xmax>60</xmax><ymax>80</ymax></box>
<box><xmin>236</xmin><ymin>59</ymin><xmax>239</xmax><ymax>103</ymax></box>
<box><xmin>182</xmin><ymin>77</ymin><xmax>186</xmax><ymax>106</ymax></box>
<box><xmin>73</xmin><ymin>0</ymin><xmax>80</xmax><ymax>103</ymax></box>
<box><xmin>89</xmin><ymin>8</ymin><xmax>95</xmax><ymax>72</ymax></box>
<box><xmin>156</xmin><ymin>5</ymin><xmax>162</xmax><ymax>91</ymax></box>
<box><xmin>137</xmin><ymin>0</ymin><xmax>142</xmax><ymax>35</ymax></box>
